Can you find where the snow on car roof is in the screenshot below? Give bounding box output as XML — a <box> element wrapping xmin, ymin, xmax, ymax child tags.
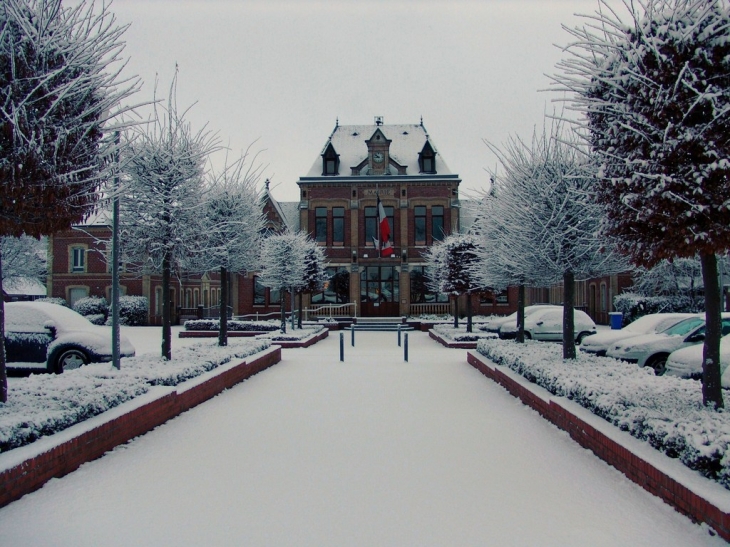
<box><xmin>5</xmin><ymin>302</ymin><xmax>93</xmax><ymax>332</ymax></box>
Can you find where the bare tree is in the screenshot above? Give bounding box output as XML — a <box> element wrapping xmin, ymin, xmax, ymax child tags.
<box><xmin>425</xmin><ymin>234</ymin><xmax>482</xmax><ymax>332</ymax></box>
<box><xmin>552</xmin><ymin>0</ymin><xmax>730</xmax><ymax>405</ymax></box>
<box><xmin>479</xmin><ymin>123</ymin><xmax>624</xmax><ymax>358</ymax></box>
<box><xmin>0</xmin><ymin>0</ymin><xmax>140</xmax><ymax>401</ymax></box>
<box><xmin>194</xmin><ymin>149</ymin><xmax>266</xmax><ymax>346</ymax></box>
<box><xmin>120</xmin><ymin>72</ymin><xmax>216</xmax><ymax>359</ymax></box>
<box><xmin>1</xmin><ymin>235</ymin><xmax>46</xmax><ymax>287</ymax></box>
<box><xmin>258</xmin><ymin>231</ymin><xmax>310</xmax><ymax>333</ymax></box>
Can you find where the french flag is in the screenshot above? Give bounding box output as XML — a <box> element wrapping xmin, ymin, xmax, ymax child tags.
<box><xmin>376</xmin><ymin>194</ymin><xmax>393</xmax><ymax>257</ymax></box>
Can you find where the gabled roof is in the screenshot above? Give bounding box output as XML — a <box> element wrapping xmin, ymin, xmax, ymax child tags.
<box><xmin>303</xmin><ymin>121</ymin><xmax>454</xmax><ymax>178</ymax></box>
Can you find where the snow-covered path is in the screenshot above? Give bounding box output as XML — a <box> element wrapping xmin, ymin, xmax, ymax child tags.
<box><xmin>0</xmin><ymin>330</ymin><xmax>722</xmax><ymax>546</ymax></box>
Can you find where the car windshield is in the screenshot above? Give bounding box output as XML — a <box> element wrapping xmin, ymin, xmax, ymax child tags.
<box><xmin>626</xmin><ymin>314</ymin><xmax>681</xmax><ymax>333</ymax></box>
<box><xmin>663</xmin><ymin>317</ymin><xmax>704</xmax><ymax>337</ymax></box>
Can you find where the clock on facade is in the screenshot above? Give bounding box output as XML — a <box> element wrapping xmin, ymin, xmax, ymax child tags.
<box><xmin>373</xmin><ymin>151</ymin><xmax>384</xmax><ymax>163</ymax></box>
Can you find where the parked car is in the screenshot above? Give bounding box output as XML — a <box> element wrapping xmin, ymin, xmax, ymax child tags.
<box><xmin>481</xmin><ymin>305</ymin><xmax>560</xmax><ymax>333</ymax></box>
<box><xmin>665</xmin><ymin>332</ymin><xmax>730</xmax><ymax>380</ymax></box>
<box><xmin>580</xmin><ymin>313</ymin><xmax>695</xmax><ymax>356</ymax></box>
<box><xmin>4</xmin><ymin>302</ymin><xmax>136</xmax><ymax>373</ymax></box>
<box><xmin>606</xmin><ymin>314</ymin><xmax>730</xmax><ymax>375</ymax></box>
<box><xmin>498</xmin><ymin>307</ymin><xmax>596</xmax><ymax>343</ymax></box>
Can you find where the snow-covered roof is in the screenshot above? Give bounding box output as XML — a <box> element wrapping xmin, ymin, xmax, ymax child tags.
<box><xmin>303</xmin><ymin>122</ymin><xmax>453</xmax><ymax>178</ymax></box>
<box><xmin>278</xmin><ymin>202</ymin><xmax>300</xmax><ymax>232</ymax></box>
<box><xmin>3</xmin><ymin>277</ymin><xmax>47</xmax><ymax>296</ymax></box>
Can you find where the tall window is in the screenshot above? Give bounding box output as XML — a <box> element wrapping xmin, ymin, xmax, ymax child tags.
<box><xmin>365</xmin><ymin>207</ymin><xmax>377</xmax><ymax>246</ymax></box>
<box><xmin>71</xmin><ymin>247</ymin><xmax>85</xmax><ymax>272</ymax></box>
<box><xmin>333</xmin><ymin>207</ymin><xmax>345</xmax><ymax>245</ymax></box>
<box><xmin>315</xmin><ymin>207</ymin><xmax>327</xmax><ymax>243</ymax></box>
<box><xmin>414</xmin><ymin>206</ymin><xmax>426</xmax><ymax>245</ymax></box>
<box><xmin>365</xmin><ymin>205</ymin><xmax>394</xmax><ymax>246</ymax></box>
<box><xmin>432</xmin><ymin>206</ymin><xmax>444</xmax><ymax>242</ymax></box>
<box><xmin>270</xmin><ymin>288</ymin><xmax>281</xmax><ymax>305</ymax></box>
<box><xmin>253</xmin><ymin>277</ymin><xmax>266</xmax><ymax>305</ymax></box>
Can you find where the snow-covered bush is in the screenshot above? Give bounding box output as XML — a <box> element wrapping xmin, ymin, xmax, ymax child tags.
<box><xmin>477</xmin><ymin>338</ymin><xmax>730</xmax><ymax>489</ymax></box>
<box><xmin>432</xmin><ymin>324</ymin><xmax>496</xmax><ymax>343</ymax></box>
<box><xmin>116</xmin><ymin>296</ymin><xmax>149</xmax><ymax>326</ymax></box>
<box><xmin>184</xmin><ymin>319</ymin><xmax>279</xmax><ymax>332</ymax></box>
<box><xmin>613</xmin><ymin>292</ymin><xmax>702</xmax><ymax>326</ymax></box>
<box><xmin>34</xmin><ymin>297</ymin><xmax>67</xmax><ymax>307</ymax></box>
<box><xmin>85</xmin><ymin>314</ymin><xmax>106</xmax><ymax>325</ymax></box>
<box><xmin>73</xmin><ymin>297</ymin><xmax>108</xmax><ymax>318</ymax></box>
<box><xmin>0</xmin><ymin>338</ymin><xmax>271</xmax><ymax>452</ymax></box>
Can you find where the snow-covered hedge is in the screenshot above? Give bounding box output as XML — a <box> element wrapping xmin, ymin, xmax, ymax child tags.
<box><xmin>255</xmin><ymin>325</ymin><xmax>325</xmax><ymax>342</ymax></box>
<box><xmin>0</xmin><ymin>338</ymin><xmax>271</xmax><ymax>453</ymax></box>
<box><xmin>34</xmin><ymin>297</ymin><xmax>67</xmax><ymax>307</ymax></box>
<box><xmin>85</xmin><ymin>314</ymin><xmax>106</xmax><ymax>325</ymax></box>
<box><xmin>184</xmin><ymin>319</ymin><xmax>279</xmax><ymax>332</ymax></box>
<box><xmin>477</xmin><ymin>338</ymin><xmax>730</xmax><ymax>490</ymax></box>
<box><xmin>613</xmin><ymin>292</ymin><xmax>703</xmax><ymax>326</ymax></box>
<box><xmin>111</xmin><ymin>295</ymin><xmax>149</xmax><ymax>326</ymax></box>
<box><xmin>432</xmin><ymin>324</ymin><xmax>497</xmax><ymax>342</ymax></box>
<box><xmin>73</xmin><ymin>296</ymin><xmax>108</xmax><ymax>318</ymax></box>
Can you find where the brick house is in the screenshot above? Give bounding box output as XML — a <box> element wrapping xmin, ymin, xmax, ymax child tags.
<box><xmin>57</xmin><ymin>118</ymin><xmax>635</xmax><ymax>323</ymax></box>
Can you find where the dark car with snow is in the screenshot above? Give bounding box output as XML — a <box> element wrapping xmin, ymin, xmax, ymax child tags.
<box><xmin>4</xmin><ymin>302</ymin><xmax>135</xmax><ymax>374</ymax></box>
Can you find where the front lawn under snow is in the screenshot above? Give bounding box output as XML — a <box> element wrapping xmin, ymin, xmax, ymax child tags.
<box><xmin>477</xmin><ymin>338</ymin><xmax>730</xmax><ymax>490</ymax></box>
<box><xmin>0</xmin><ymin>338</ymin><xmax>270</xmax><ymax>453</ymax></box>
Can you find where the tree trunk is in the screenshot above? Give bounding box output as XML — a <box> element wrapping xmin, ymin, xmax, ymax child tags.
<box><xmin>466</xmin><ymin>293</ymin><xmax>473</xmax><ymax>333</ymax></box>
<box><xmin>218</xmin><ymin>266</ymin><xmax>228</xmax><ymax>347</ymax></box>
<box><xmin>298</xmin><ymin>292</ymin><xmax>303</xmax><ymax>329</ymax></box>
<box><xmin>161</xmin><ymin>254</ymin><xmax>172</xmax><ymax>360</ymax></box>
<box><xmin>701</xmin><ymin>252</ymin><xmax>724</xmax><ymax>409</ymax></box>
<box><xmin>517</xmin><ymin>283</ymin><xmax>525</xmax><ymax>343</ymax></box>
<box><xmin>0</xmin><ymin>247</ymin><xmax>7</xmax><ymax>403</ymax></box>
<box><xmin>453</xmin><ymin>296</ymin><xmax>459</xmax><ymax>329</ymax></box>
<box><xmin>280</xmin><ymin>288</ymin><xmax>286</xmax><ymax>333</ymax></box>
<box><xmin>563</xmin><ymin>270</ymin><xmax>576</xmax><ymax>359</ymax></box>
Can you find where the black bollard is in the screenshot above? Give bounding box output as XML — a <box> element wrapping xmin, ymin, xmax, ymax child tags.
<box><xmin>351</xmin><ymin>325</ymin><xmax>355</xmax><ymax>347</ymax></box>
<box><xmin>340</xmin><ymin>332</ymin><xmax>344</xmax><ymax>362</ymax></box>
<box><xmin>404</xmin><ymin>333</ymin><xmax>408</xmax><ymax>362</ymax></box>
<box><xmin>397</xmin><ymin>324</ymin><xmax>401</xmax><ymax>347</ymax></box>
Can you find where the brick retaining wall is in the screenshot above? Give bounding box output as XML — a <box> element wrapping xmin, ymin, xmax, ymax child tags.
<box><xmin>0</xmin><ymin>346</ymin><xmax>281</xmax><ymax>509</ymax></box>
<box><xmin>467</xmin><ymin>350</ymin><xmax>730</xmax><ymax>541</ymax></box>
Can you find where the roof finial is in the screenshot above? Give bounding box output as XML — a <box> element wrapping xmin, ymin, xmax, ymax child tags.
<box><xmin>335</xmin><ymin>117</ymin><xmax>339</xmax><ymax>128</ymax></box>
<box><xmin>420</xmin><ymin>116</ymin><xmax>424</xmax><ymax>127</ymax></box>
<box><xmin>265</xmin><ymin>178</ymin><xmax>270</xmax><ymax>192</ymax></box>
<box><xmin>375</xmin><ymin>116</ymin><xmax>383</xmax><ymax>126</ymax></box>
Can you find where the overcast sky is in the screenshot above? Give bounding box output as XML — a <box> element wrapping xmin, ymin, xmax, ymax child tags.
<box><xmin>106</xmin><ymin>0</ymin><xmax>611</xmax><ymax>202</ymax></box>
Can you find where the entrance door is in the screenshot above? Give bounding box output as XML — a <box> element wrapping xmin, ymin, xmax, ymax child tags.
<box><xmin>360</xmin><ymin>265</ymin><xmax>400</xmax><ymax>317</ymax></box>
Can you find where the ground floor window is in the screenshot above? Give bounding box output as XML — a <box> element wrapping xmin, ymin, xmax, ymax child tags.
<box><xmin>312</xmin><ymin>267</ymin><xmax>350</xmax><ymax>304</ymax></box>
<box><xmin>409</xmin><ymin>266</ymin><xmax>448</xmax><ymax>303</ymax></box>
<box><xmin>360</xmin><ymin>266</ymin><xmax>399</xmax><ymax>303</ymax></box>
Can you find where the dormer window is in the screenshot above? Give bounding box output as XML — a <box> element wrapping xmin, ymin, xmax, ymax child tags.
<box><xmin>419</xmin><ymin>141</ymin><xmax>436</xmax><ymax>174</ymax></box>
<box><xmin>322</xmin><ymin>143</ymin><xmax>339</xmax><ymax>176</ymax></box>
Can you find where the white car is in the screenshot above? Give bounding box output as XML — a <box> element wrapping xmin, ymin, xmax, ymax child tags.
<box><xmin>606</xmin><ymin>314</ymin><xmax>730</xmax><ymax>375</ymax></box>
<box><xmin>499</xmin><ymin>307</ymin><xmax>596</xmax><ymax>343</ymax></box>
<box><xmin>481</xmin><ymin>305</ymin><xmax>559</xmax><ymax>334</ymax></box>
<box><xmin>4</xmin><ymin>302</ymin><xmax>136</xmax><ymax>373</ymax></box>
<box><xmin>580</xmin><ymin>313</ymin><xmax>695</xmax><ymax>356</ymax></box>
<box><xmin>665</xmin><ymin>333</ymin><xmax>730</xmax><ymax>380</ymax></box>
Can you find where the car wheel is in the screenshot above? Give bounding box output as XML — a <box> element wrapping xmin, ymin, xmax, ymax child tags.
<box><xmin>55</xmin><ymin>349</ymin><xmax>89</xmax><ymax>373</ymax></box>
<box><xmin>576</xmin><ymin>332</ymin><xmax>590</xmax><ymax>345</ymax></box>
<box><xmin>647</xmin><ymin>354</ymin><xmax>669</xmax><ymax>376</ymax></box>
<box><xmin>524</xmin><ymin>332</ymin><xmax>532</xmax><ymax>340</ymax></box>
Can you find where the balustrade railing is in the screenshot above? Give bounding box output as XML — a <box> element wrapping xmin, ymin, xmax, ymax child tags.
<box><xmin>303</xmin><ymin>302</ymin><xmax>357</xmax><ymax>321</ymax></box>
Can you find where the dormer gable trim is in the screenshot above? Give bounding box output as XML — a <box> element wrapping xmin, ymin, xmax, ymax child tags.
<box><xmin>321</xmin><ymin>142</ymin><xmax>340</xmax><ymax>176</ymax></box>
<box><xmin>418</xmin><ymin>140</ymin><xmax>437</xmax><ymax>174</ymax></box>
<box><xmin>365</xmin><ymin>128</ymin><xmax>392</xmax><ymax>146</ymax></box>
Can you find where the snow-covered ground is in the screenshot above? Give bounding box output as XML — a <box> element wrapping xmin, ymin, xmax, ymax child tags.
<box><xmin>0</xmin><ymin>329</ymin><xmax>722</xmax><ymax>546</ymax></box>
